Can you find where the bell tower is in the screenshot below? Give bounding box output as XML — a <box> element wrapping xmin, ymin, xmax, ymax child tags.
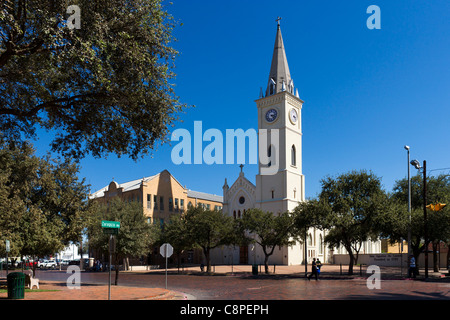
<box><xmin>255</xmin><ymin>20</ymin><xmax>305</xmax><ymax>215</ymax></box>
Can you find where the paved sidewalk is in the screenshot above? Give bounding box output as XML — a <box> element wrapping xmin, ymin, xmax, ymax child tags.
<box><xmin>0</xmin><ymin>280</ymin><xmax>187</xmax><ymax>300</ymax></box>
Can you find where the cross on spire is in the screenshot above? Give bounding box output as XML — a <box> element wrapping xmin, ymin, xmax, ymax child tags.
<box><xmin>239</xmin><ymin>164</ymin><xmax>244</xmax><ymax>173</ymax></box>
<box><xmin>276</xmin><ymin>17</ymin><xmax>282</xmax><ymax>27</ymax></box>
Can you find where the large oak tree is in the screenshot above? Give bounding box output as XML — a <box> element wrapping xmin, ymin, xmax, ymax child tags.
<box><xmin>0</xmin><ymin>0</ymin><xmax>186</xmax><ymax>160</ymax></box>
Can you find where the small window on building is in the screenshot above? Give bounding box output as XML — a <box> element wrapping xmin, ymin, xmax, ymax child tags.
<box><xmin>291</xmin><ymin>145</ymin><xmax>296</xmax><ymax>166</ymax></box>
<box><xmin>160</xmin><ymin>196</ymin><xmax>164</xmax><ymax>210</ymax></box>
<box><xmin>180</xmin><ymin>199</ymin><xmax>185</xmax><ymax>210</ymax></box>
<box><xmin>169</xmin><ymin>197</ymin><xmax>173</xmax><ymax>212</ymax></box>
<box><xmin>147</xmin><ymin>194</ymin><xmax>151</xmax><ymax>209</ymax></box>
<box><xmin>154</xmin><ymin>195</ymin><xmax>158</xmax><ymax>210</ymax></box>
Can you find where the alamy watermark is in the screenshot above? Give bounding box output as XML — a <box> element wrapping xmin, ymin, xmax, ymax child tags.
<box><xmin>366</xmin><ymin>265</ymin><xmax>381</xmax><ymax>290</ymax></box>
<box><xmin>66</xmin><ymin>265</ymin><xmax>81</xmax><ymax>289</ymax></box>
<box><xmin>367</xmin><ymin>5</ymin><xmax>381</xmax><ymax>30</ymax></box>
<box><xmin>66</xmin><ymin>5</ymin><xmax>81</xmax><ymax>30</ymax></box>
<box><xmin>171</xmin><ymin>121</ymin><xmax>280</xmax><ymax>175</ymax></box>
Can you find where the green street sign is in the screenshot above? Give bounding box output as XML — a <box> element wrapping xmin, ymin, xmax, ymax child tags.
<box><xmin>102</xmin><ymin>221</ymin><xmax>121</xmax><ymax>229</ymax></box>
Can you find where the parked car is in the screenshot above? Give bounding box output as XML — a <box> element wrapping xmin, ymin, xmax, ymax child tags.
<box><xmin>40</xmin><ymin>260</ymin><xmax>57</xmax><ymax>269</ymax></box>
<box><xmin>45</xmin><ymin>260</ymin><xmax>57</xmax><ymax>269</ymax></box>
<box><xmin>39</xmin><ymin>260</ymin><xmax>49</xmax><ymax>269</ymax></box>
<box><xmin>60</xmin><ymin>260</ymin><xmax>70</xmax><ymax>266</ymax></box>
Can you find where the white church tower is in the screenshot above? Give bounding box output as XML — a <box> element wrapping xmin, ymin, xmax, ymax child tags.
<box><xmin>215</xmin><ymin>20</ymin><xmax>332</xmax><ymax>266</ymax></box>
<box><xmin>255</xmin><ymin>20</ymin><xmax>306</xmax><ymax>215</ymax></box>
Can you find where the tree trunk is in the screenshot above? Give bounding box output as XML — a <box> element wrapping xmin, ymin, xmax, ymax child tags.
<box><xmin>114</xmin><ymin>267</ymin><xmax>119</xmax><ymax>286</ymax></box>
<box><xmin>345</xmin><ymin>243</ymin><xmax>355</xmax><ymax>275</ymax></box>
<box><xmin>433</xmin><ymin>241</ymin><xmax>439</xmax><ymax>272</ymax></box>
<box><xmin>262</xmin><ymin>246</ymin><xmax>275</xmax><ymax>274</ymax></box>
<box><xmin>264</xmin><ymin>255</ymin><xmax>269</xmax><ymax>274</ymax></box>
<box><xmin>203</xmin><ymin>247</ymin><xmax>211</xmax><ymax>273</ymax></box>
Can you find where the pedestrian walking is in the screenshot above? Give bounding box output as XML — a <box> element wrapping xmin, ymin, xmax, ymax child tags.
<box><xmin>308</xmin><ymin>258</ymin><xmax>319</xmax><ymax>281</ymax></box>
<box><xmin>316</xmin><ymin>258</ymin><xmax>322</xmax><ymax>276</ymax></box>
<box><xmin>408</xmin><ymin>255</ymin><xmax>416</xmax><ymax>278</ymax></box>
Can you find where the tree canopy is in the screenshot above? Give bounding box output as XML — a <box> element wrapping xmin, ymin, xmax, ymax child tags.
<box><xmin>317</xmin><ymin>170</ymin><xmax>387</xmax><ymax>274</ymax></box>
<box><xmin>1</xmin><ymin>0</ymin><xmax>187</xmax><ymax>160</ymax></box>
<box><xmin>0</xmin><ymin>141</ymin><xmax>92</xmax><ymax>268</ymax></box>
<box><xmin>239</xmin><ymin>208</ymin><xmax>296</xmax><ymax>274</ymax></box>
<box><xmin>88</xmin><ymin>197</ymin><xmax>158</xmax><ymax>284</ymax></box>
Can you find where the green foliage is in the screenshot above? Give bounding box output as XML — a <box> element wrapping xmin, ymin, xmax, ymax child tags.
<box><xmin>0</xmin><ymin>141</ymin><xmax>92</xmax><ymax>258</ymax></box>
<box><xmin>239</xmin><ymin>208</ymin><xmax>295</xmax><ymax>273</ymax></box>
<box><xmin>390</xmin><ymin>174</ymin><xmax>450</xmax><ymax>264</ymax></box>
<box><xmin>316</xmin><ymin>170</ymin><xmax>387</xmax><ymax>274</ymax></box>
<box><xmin>88</xmin><ymin>197</ymin><xmax>158</xmax><ymax>284</ymax></box>
<box><xmin>181</xmin><ymin>206</ymin><xmax>234</xmax><ymax>272</ymax></box>
<box><xmin>0</xmin><ymin>0</ymin><xmax>187</xmax><ymax>160</ymax></box>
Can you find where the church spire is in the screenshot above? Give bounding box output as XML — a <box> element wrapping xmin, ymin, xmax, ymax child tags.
<box><xmin>265</xmin><ymin>18</ymin><xmax>294</xmax><ymax>97</ymax></box>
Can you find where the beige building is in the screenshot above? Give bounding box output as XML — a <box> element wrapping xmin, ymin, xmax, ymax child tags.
<box><xmin>90</xmin><ymin>170</ymin><xmax>223</xmax><ymax>226</ymax></box>
<box><xmin>90</xmin><ymin>170</ymin><xmax>223</xmax><ymax>265</ymax></box>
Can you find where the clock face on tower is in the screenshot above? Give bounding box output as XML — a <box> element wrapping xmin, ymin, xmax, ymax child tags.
<box><xmin>265</xmin><ymin>108</ymin><xmax>278</xmax><ymax>123</ymax></box>
<box><xmin>289</xmin><ymin>108</ymin><xmax>298</xmax><ymax>124</ymax></box>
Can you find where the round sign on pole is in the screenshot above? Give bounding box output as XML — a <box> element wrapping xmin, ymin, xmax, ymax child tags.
<box><xmin>160</xmin><ymin>243</ymin><xmax>173</xmax><ymax>258</ymax></box>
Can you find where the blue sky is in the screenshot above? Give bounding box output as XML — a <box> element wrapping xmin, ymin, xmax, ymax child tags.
<box><xmin>34</xmin><ymin>0</ymin><xmax>450</xmax><ymax>199</ymax></box>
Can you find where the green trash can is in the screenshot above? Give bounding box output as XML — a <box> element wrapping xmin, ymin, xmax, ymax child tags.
<box><xmin>252</xmin><ymin>264</ymin><xmax>258</xmax><ymax>275</ymax></box>
<box><xmin>7</xmin><ymin>272</ymin><xmax>25</xmax><ymax>299</ymax></box>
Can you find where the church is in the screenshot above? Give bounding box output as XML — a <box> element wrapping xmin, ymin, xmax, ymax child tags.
<box><xmin>211</xmin><ymin>21</ymin><xmax>381</xmax><ymax>266</ymax></box>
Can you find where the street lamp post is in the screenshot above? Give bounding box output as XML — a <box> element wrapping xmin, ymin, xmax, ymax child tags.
<box><xmin>404</xmin><ymin>146</ymin><xmax>412</xmax><ymax>259</ymax></box>
<box><xmin>411</xmin><ymin>159</ymin><xmax>428</xmax><ymax>279</ymax></box>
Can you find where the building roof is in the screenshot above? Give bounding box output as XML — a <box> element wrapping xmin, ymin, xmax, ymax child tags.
<box><xmin>89</xmin><ymin>171</ymin><xmax>223</xmax><ymax>203</ymax></box>
<box><xmin>89</xmin><ymin>174</ymin><xmax>158</xmax><ymax>200</ymax></box>
<box><xmin>187</xmin><ymin>190</ymin><xmax>223</xmax><ymax>203</ymax></box>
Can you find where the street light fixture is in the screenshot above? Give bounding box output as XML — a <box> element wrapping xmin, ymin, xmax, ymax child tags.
<box><xmin>410</xmin><ymin>159</ymin><xmax>421</xmax><ymax>170</ymax></box>
<box><xmin>410</xmin><ymin>159</ymin><xmax>428</xmax><ymax>279</ymax></box>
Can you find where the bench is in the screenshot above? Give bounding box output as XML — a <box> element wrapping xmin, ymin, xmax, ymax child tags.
<box><xmin>24</xmin><ymin>271</ymin><xmax>39</xmax><ymax>290</ymax></box>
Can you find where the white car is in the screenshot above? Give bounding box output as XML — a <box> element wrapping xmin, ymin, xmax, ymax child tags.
<box><xmin>41</xmin><ymin>260</ymin><xmax>57</xmax><ymax>269</ymax></box>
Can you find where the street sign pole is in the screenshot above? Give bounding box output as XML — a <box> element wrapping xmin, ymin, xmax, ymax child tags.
<box><xmin>5</xmin><ymin>240</ymin><xmax>10</xmax><ymax>276</ymax></box>
<box><xmin>160</xmin><ymin>243</ymin><xmax>173</xmax><ymax>290</ymax></box>
<box><xmin>109</xmin><ymin>235</ymin><xmax>112</xmax><ymax>300</ymax></box>
<box><xmin>101</xmin><ymin>221</ymin><xmax>120</xmax><ymax>300</ymax></box>
<box><xmin>165</xmin><ymin>245</ymin><xmax>168</xmax><ymax>290</ymax></box>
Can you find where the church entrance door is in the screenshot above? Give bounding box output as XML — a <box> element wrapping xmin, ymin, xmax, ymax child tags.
<box><xmin>239</xmin><ymin>246</ymin><xmax>248</xmax><ymax>264</ymax></box>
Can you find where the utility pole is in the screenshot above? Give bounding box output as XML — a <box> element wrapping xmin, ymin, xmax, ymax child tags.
<box><xmin>423</xmin><ymin>160</ymin><xmax>428</xmax><ymax>279</ymax></box>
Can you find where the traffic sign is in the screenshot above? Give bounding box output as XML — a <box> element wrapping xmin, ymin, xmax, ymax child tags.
<box><xmin>102</xmin><ymin>221</ymin><xmax>120</xmax><ymax>229</ymax></box>
<box><xmin>160</xmin><ymin>243</ymin><xmax>173</xmax><ymax>258</ymax></box>
<box><xmin>5</xmin><ymin>240</ymin><xmax>10</xmax><ymax>253</ymax></box>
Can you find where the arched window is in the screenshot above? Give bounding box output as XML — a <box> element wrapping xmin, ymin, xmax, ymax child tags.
<box><xmin>233</xmin><ymin>211</ymin><xmax>236</xmax><ymax>219</ymax></box>
<box><xmin>291</xmin><ymin>145</ymin><xmax>296</xmax><ymax>166</ymax></box>
<box><xmin>238</xmin><ymin>210</ymin><xmax>241</xmax><ymax>218</ymax></box>
<box><xmin>269</xmin><ymin>78</ymin><xmax>276</xmax><ymax>95</ymax></box>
